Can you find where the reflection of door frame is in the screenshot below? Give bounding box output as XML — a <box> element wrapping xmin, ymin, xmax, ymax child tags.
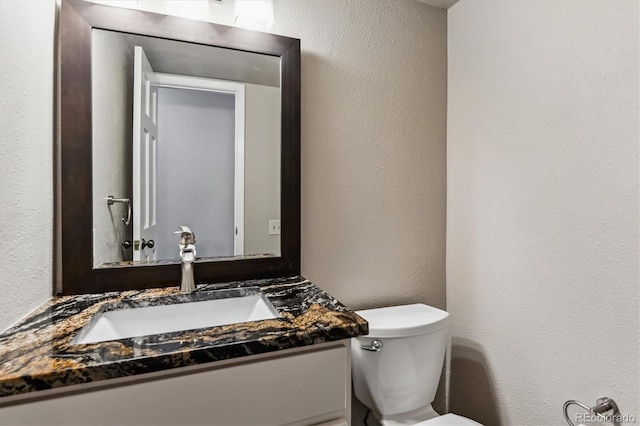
<box><xmin>155</xmin><ymin>73</ymin><xmax>245</xmax><ymax>256</ymax></box>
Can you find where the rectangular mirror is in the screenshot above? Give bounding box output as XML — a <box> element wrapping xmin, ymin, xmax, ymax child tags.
<box><xmin>57</xmin><ymin>0</ymin><xmax>300</xmax><ymax>294</ymax></box>
<box><xmin>92</xmin><ymin>29</ymin><xmax>282</xmax><ymax>267</ymax></box>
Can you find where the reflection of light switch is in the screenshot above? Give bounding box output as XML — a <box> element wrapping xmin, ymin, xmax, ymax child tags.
<box><xmin>269</xmin><ymin>220</ymin><xmax>281</xmax><ymax>235</ymax></box>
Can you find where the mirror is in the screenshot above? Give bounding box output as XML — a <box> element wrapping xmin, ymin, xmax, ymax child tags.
<box><xmin>57</xmin><ymin>0</ymin><xmax>300</xmax><ymax>294</ymax></box>
<box><xmin>92</xmin><ymin>29</ymin><xmax>281</xmax><ymax>267</ymax></box>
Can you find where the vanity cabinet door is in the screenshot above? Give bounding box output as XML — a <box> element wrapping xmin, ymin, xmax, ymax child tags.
<box><xmin>0</xmin><ymin>342</ymin><xmax>351</xmax><ymax>426</ymax></box>
<box><xmin>182</xmin><ymin>344</ymin><xmax>350</xmax><ymax>425</ymax></box>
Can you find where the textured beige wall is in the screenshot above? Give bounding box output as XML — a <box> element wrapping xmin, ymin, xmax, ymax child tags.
<box><xmin>447</xmin><ymin>1</ymin><xmax>639</xmax><ymax>424</ymax></box>
<box><xmin>0</xmin><ymin>0</ymin><xmax>56</xmax><ymax>330</ymax></box>
<box><xmin>273</xmin><ymin>0</ymin><xmax>448</xmax><ymax>312</ymax></box>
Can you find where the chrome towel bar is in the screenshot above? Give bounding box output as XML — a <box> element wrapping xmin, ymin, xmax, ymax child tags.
<box><xmin>563</xmin><ymin>397</ymin><xmax>620</xmax><ymax>426</ymax></box>
<box><xmin>107</xmin><ymin>195</ymin><xmax>131</xmax><ymax>225</ymax></box>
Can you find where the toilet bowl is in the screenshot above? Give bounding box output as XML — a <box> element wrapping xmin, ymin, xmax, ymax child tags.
<box><xmin>352</xmin><ymin>304</ymin><xmax>482</xmax><ymax>426</ymax></box>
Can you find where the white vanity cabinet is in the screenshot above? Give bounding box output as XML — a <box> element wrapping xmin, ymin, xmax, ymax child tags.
<box><xmin>0</xmin><ymin>341</ymin><xmax>351</xmax><ymax>426</ymax></box>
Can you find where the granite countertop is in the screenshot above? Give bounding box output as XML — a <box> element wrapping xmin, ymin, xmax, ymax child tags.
<box><xmin>0</xmin><ymin>276</ymin><xmax>368</xmax><ymax>398</ymax></box>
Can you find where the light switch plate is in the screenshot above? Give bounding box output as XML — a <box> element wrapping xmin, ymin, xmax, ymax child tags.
<box><xmin>269</xmin><ymin>220</ymin><xmax>281</xmax><ymax>235</ymax></box>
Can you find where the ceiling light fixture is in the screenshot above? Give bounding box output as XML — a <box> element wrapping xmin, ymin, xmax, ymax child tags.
<box><xmin>234</xmin><ymin>0</ymin><xmax>275</xmax><ymax>31</ymax></box>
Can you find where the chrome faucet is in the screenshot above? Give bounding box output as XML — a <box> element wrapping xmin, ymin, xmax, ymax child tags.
<box><xmin>175</xmin><ymin>226</ymin><xmax>196</xmax><ymax>293</ymax></box>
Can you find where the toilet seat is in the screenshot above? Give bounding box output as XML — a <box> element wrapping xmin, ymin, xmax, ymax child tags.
<box><xmin>416</xmin><ymin>414</ymin><xmax>482</xmax><ymax>425</ymax></box>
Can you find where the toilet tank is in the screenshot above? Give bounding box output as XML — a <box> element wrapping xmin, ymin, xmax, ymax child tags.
<box><xmin>352</xmin><ymin>304</ymin><xmax>449</xmax><ymax>417</ymax></box>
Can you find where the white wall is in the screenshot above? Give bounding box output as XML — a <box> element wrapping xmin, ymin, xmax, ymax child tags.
<box><xmin>0</xmin><ymin>0</ymin><xmax>56</xmax><ymax>330</ymax></box>
<box><xmin>447</xmin><ymin>1</ymin><xmax>639</xmax><ymax>425</ymax></box>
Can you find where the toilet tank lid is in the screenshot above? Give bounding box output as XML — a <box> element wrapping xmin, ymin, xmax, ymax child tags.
<box><xmin>356</xmin><ymin>303</ymin><xmax>449</xmax><ymax>338</ymax></box>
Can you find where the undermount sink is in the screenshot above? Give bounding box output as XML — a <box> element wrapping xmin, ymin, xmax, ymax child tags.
<box><xmin>73</xmin><ymin>288</ymin><xmax>279</xmax><ymax>345</ymax></box>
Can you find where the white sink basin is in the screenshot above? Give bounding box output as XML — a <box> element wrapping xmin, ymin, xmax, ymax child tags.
<box><xmin>74</xmin><ymin>289</ymin><xmax>279</xmax><ymax>345</ymax></box>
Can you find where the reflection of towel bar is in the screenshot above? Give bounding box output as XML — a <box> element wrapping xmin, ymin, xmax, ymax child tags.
<box><xmin>107</xmin><ymin>196</ymin><xmax>131</xmax><ymax>225</ymax></box>
<box><xmin>563</xmin><ymin>397</ymin><xmax>620</xmax><ymax>426</ymax></box>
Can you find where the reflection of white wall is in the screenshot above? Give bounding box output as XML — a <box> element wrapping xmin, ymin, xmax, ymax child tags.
<box><xmin>245</xmin><ymin>84</ymin><xmax>281</xmax><ymax>256</ymax></box>
<box><xmin>92</xmin><ymin>30</ymin><xmax>134</xmax><ymax>267</ymax></box>
<box><xmin>156</xmin><ymin>87</ymin><xmax>235</xmax><ymax>260</ymax></box>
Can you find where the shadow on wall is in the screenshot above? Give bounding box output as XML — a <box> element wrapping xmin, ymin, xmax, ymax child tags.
<box><xmin>449</xmin><ymin>337</ymin><xmax>503</xmax><ymax>425</ymax></box>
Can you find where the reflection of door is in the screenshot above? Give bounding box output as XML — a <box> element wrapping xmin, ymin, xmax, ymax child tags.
<box><xmin>133</xmin><ymin>46</ymin><xmax>158</xmax><ymax>261</ymax></box>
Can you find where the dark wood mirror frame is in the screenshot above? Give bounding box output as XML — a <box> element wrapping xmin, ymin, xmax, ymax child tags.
<box><xmin>57</xmin><ymin>0</ymin><xmax>300</xmax><ymax>295</ymax></box>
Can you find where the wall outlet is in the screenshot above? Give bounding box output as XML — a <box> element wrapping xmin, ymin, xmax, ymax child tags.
<box><xmin>269</xmin><ymin>220</ymin><xmax>281</xmax><ymax>235</ymax></box>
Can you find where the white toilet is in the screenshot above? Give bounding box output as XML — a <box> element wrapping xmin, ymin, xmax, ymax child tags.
<box><xmin>352</xmin><ymin>304</ymin><xmax>482</xmax><ymax>426</ymax></box>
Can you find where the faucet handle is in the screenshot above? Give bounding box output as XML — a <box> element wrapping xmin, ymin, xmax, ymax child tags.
<box><xmin>175</xmin><ymin>226</ymin><xmax>196</xmax><ymax>245</ymax></box>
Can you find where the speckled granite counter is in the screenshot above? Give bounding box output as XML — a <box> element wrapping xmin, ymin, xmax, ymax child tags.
<box><xmin>0</xmin><ymin>276</ymin><xmax>368</xmax><ymax>398</ymax></box>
